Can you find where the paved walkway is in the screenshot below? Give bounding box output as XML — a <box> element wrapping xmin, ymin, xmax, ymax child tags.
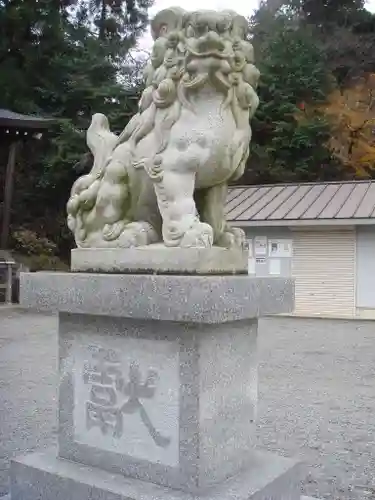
<box><xmin>0</xmin><ymin>308</ymin><xmax>375</xmax><ymax>499</ymax></box>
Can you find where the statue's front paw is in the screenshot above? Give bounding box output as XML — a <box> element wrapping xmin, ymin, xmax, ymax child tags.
<box><xmin>180</xmin><ymin>222</ymin><xmax>213</xmax><ymax>248</ymax></box>
<box><xmin>103</xmin><ymin>221</ymin><xmax>159</xmax><ymax>247</ymax></box>
<box><xmin>103</xmin><ymin>221</ymin><xmax>127</xmax><ymax>241</ymax></box>
<box><xmin>121</xmin><ymin>222</ymin><xmax>159</xmax><ymax>247</ymax></box>
<box><xmin>217</xmin><ymin>226</ymin><xmax>246</xmax><ymax>249</ymax></box>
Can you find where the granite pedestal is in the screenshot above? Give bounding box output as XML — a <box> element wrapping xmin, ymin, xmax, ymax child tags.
<box><xmin>70</xmin><ymin>246</ymin><xmax>248</xmax><ymax>275</ymax></box>
<box><xmin>11</xmin><ymin>268</ymin><xmax>301</xmax><ymax>500</ymax></box>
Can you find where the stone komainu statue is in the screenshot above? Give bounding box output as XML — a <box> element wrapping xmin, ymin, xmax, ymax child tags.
<box><xmin>66</xmin><ymin>8</ymin><xmax>260</xmax><ymax>249</ymax></box>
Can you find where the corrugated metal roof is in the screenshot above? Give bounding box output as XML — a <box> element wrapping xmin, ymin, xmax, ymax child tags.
<box><xmin>226</xmin><ymin>181</ymin><xmax>375</xmax><ymax>225</ymax></box>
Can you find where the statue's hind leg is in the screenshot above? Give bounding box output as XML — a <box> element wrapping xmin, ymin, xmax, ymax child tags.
<box><xmin>197</xmin><ymin>183</ymin><xmax>247</xmax><ymax>249</ymax></box>
<box><xmin>96</xmin><ymin>158</ymin><xmax>159</xmax><ymax>247</ymax></box>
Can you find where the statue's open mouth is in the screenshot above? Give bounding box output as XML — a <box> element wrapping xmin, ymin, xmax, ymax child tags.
<box><xmin>187</xmin><ymin>31</ymin><xmax>229</xmax><ymax>59</ymax></box>
<box><xmin>188</xmin><ymin>48</ymin><xmax>230</xmax><ymax>59</ymax></box>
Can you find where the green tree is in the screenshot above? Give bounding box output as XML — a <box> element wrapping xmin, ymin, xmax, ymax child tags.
<box><xmin>0</xmin><ymin>0</ymin><xmax>145</xmax><ymax>187</ymax></box>
<box><xmin>73</xmin><ymin>0</ymin><xmax>152</xmax><ymax>66</ymax></box>
<box><xmin>261</xmin><ymin>0</ymin><xmax>366</xmax><ymax>26</ymax></box>
<box><xmin>256</xmin><ymin>0</ymin><xmax>375</xmax><ymax>84</ymax></box>
<box><xmin>0</xmin><ymin>0</ymin><xmax>150</xmax><ymax>259</ymax></box>
<box><xmin>298</xmin><ymin>0</ymin><xmax>364</xmax><ymax>27</ymax></box>
<box><xmin>244</xmin><ymin>13</ymin><xmax>344</xmax><ymax>184</ymax></box>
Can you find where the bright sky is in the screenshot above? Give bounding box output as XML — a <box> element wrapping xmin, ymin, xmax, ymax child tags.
<box><xmin>137</xmin><ymin>0</ymin><xmax>375</xmax><ymax>50</ymax></box>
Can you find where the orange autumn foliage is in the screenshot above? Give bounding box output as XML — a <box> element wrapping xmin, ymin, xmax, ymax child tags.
<box><xmin>320</xmin><ymin>74</ymin><xmax>375</xmax><ymax>178</ymax></box>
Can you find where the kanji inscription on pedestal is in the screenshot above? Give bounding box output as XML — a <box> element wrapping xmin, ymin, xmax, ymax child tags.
<box><xmin>73</xmin><ymin>335</ymin><xmax>179</xmax><ymax>467</ymax></box>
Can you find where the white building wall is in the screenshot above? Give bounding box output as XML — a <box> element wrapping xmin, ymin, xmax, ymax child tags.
<box><xmin>356</xmin><ymin>226</ymin><xmax>375</xmax><ymax>317</ymax></box>
<box><xmin>243</xmin><ymin>226</ymin><xmax>357</xmax><ymax>318</ymax></box>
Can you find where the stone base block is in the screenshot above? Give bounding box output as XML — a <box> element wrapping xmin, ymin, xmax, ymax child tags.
<box><xmin>58</xmin><ymin>313</ymin><xmax>259</xmax><ymax>492</ymax></box>
<box><xmin>70</xmin><ymin>246</ymin><xmax>248</xmax><ymax>275</ymax></box>
<box><xmin>10</xmin><ymin>449</ymin><xmax>303</xmax><ymax>500</ymax></box>
<box><xmin>19</xmin><ymin>273</ymin><xmax>294</xmax><ymax>322</ymax></box>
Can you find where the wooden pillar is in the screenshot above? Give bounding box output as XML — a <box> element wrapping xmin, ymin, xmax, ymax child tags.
<box><xmin>1</xmin><ymin>140</ymin><xmax>18</xmax><ymax>249</ymax></box>
<box><xmin>5</xmin><ymin>262</ymin><xmax>13</xmax><ymax>303</ymax></box>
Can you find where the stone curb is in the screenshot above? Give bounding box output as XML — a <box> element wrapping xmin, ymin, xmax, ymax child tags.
<box><xmin>1</xmin><ymin>493</ymin><xmax>322</xmax><ymax>499</ymax></box>
<box><xmin>2</xmin><ymin>492</ymin><xmax>322</xmax><ymax>499</ymax></box>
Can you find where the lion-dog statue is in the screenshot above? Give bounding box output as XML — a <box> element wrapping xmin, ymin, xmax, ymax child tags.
<box><xmin>66</xmin><ymin>7</ymin><xmax>260</xmax><ymax>249</ymax></box>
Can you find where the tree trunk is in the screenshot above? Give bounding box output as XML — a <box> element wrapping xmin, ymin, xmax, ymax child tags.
<box><xmin>99</xmin><ymin>0</ymin><xmax>107</xmax><ymax>40</ymax></box>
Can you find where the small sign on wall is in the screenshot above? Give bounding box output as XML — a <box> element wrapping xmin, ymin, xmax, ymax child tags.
<box><xmin>268</xmin><ymin>239</ymin><xmax>292</xmax><ymax>258</ymax></box>
<box><xmin>254</xmin><ymin>236</ymin><xmax>267</xmax><ymax>256</ymax></box>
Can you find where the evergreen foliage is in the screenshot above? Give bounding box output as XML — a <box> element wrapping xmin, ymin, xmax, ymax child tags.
<box><xmin>0</xmin><ymin>0</ymin><xmax>148</xmax><ymax>259</ymax></box>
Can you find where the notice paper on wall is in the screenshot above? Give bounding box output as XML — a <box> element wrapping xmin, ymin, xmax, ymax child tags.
<box><xmin>269</xmin><ymin>258</ymin><xmax>281</xmax><ymax>275</ymax></box>
<box><xmin>254</xmin><ymin>236</ymin><xmax>267</xmax><ymax>256</ymax></box>
<box><xmin>269</xmin><ymin>239</ymin><xmax>292</xmax><ymax>258</ymax></box>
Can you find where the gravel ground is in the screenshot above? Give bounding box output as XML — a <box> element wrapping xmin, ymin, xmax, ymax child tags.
<box><xmin>0</xmin><ymin>307</ymin><xmax>375</xmax><ymax>499</ymax></box>
<box><xmin>0</xmin><ymin>308</ymin><xmax>57</xmax><ymax>497</ymax></box>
